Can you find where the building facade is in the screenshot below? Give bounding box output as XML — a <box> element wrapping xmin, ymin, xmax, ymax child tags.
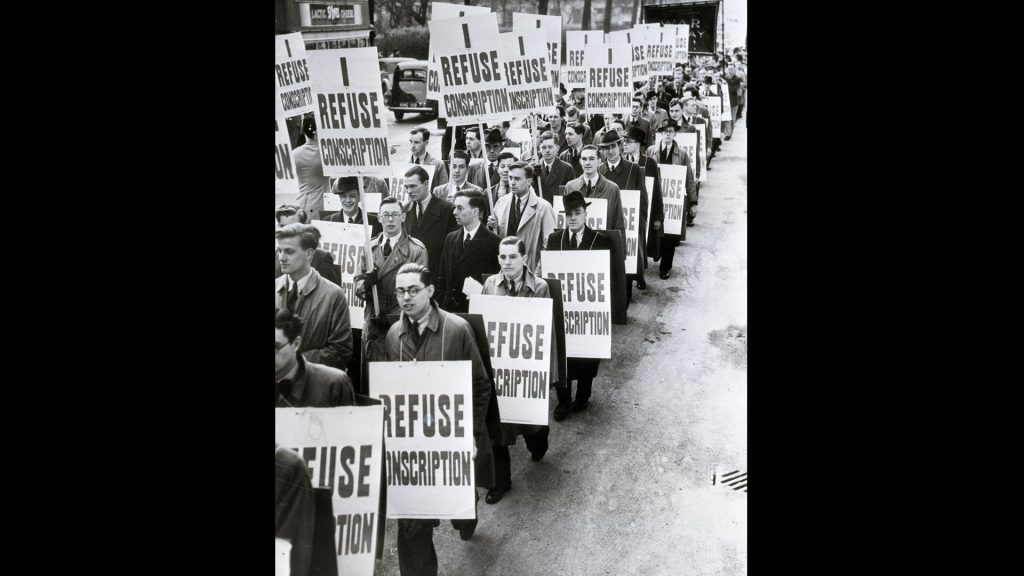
<box><xmin>275</xmin><ymin>0</ymin><xmax>374</xmax><ymax>50</ymax></box>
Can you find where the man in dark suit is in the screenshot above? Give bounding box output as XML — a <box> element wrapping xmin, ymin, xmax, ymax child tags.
<box><xmin>623</xmin><ymin>127</ymin><xmax>665</xmax><ymax>268</ymax></box>
<box><xmin>597</xmin><ymin>130</ymin><xmax>649</xmax><ymax>299</ymax></box>
<box><xmin>646</xmin><ymin>120</ymin><xmax>696</xmax><ymax>280</ymax></box>
<box><xmin>409</xmin><ymin>127</ymin><xmax>448</xmax><ymax>187</ymax></box>
<box><xmin>402</xmin><ymin>165</ymin><xmax>459</xmax><ymax>284</ymax></box>
<box><xmin>558</xmin><ymin>123</ymin><xmax>586</xmax><ymax>177</ymax></box>
<box><xmin>532</xmin><ymin>131</ymin><xmax>575</xmax><ymax>205</ymax></box>
<box><xmin>275</xmin><ymin>204</ymin><xmax>342</xmax><ymax>287</ymax></box>
<box><xmin>325</xmin><ymin>177</ymin><xmax>383</xmax><ymax>236</ymax></box>
<box><xmin>623</xmin><ymin>98</ymin><xmax>654</xmax><ymax>148</ymax></box>
<box><xmin>544</xmin><ymin>191</ymin><xmax>615</xmax><ymax>420</ymax></box>
<box><xmin>467</xmin><ymin>128</ymin><xmax>503</xmax><ymax>190</ymax></box>
<box><xmin>436</xmin><ymin>189</ymin><xmax>501</xmax><ymax>313</ymax></box>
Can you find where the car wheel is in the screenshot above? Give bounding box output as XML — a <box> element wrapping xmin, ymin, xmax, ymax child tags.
<box><xmin>394</xmin><ymin>111</ymin><xmax>404</xmax><ymax>121</ymax></box>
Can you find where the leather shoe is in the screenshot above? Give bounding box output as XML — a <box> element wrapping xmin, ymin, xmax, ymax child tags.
<box><xmin>659</xmin><ymin>270</ymin><xmax>671</xmax><ymax>280</ymax></box>
<box><xmin>636</xmin><ymin>277</ymin><xmax>647</xmax><ymax>290</ymax></box>
<box><xmin>530</xmin><ymin>446</ymin><xmax>547</xmax><ymax>462</ymax></box>
<box><xmin>458</xmin><ymin>519</ymin><xmax>477</xmax><ymax>541</ymax></box>
<box><xmin>570</xmin><ymin>399</ymin><xmax>589</xmax><ymax>412</ymax></box>
<box><xmin>485</xmin><ymin>487</ymin><xmax>509</xmax><ymax>504</ymax></box>
<box><xmin>553</xmin><ymin>403</ymin><xmax>571</xmax><ymax>421</ymax></box>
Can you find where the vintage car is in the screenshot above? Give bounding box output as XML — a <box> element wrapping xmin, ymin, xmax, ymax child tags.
<box><xmin>386</xmin><ymin>60</ymin><xmax>438</xmax><ymax>121</ymax></box>
<box><xmin>378</xmin><ymin>56</ymin><xmax>414</xmax><ymax>103</ymax></box>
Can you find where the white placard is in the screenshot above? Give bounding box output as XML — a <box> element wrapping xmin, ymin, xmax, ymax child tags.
<box><xmin>275</xmin><ymin>32</ymin><xmax>316</xmax><ymax>117</ymax></box>
<box><xmin>552</xmin><ymin>195</ymin><xmax>608</xmax><ymax>230</ymax></box>
<box><xmin>564</xmin><ymin>31</ymin><xmax>604</xmax><ymax>91</ymax></box>
<box><xmin>607</xmin><ymin>28</ymin><xmax>648</xmax><ymax>85</ymax></box>
<box><xmin>430</xmin><ymin>13</ymin><xmax>512</xmax><ymax>124</ymax></box>
<box><xmin>541</xmin><ymin>250</ymin><xmax>612</xmax><ymax>359</ymax></box>
<box><xmin>499</xmin><ymin>28</ymin><xmax>554</xmax><ymax>116</ymax></box>
<box><xmin>275</xmin><ymin>117</ymin><xmax>299</xmax><ymax>196</ymax></box>
<box><xmin>620</xmin><ymin>189</ymin><xmax>641</xmax><ymax>275</ymax></box>
<box><xmin>512</xmin><ymin>13</ymin><xmax>562</xmax><ymax>101</ymax></box>
<box><xmin>369</xmin><ymin>361</ymin><xmax>477</xmax><ymax>519</ymax></box>
<box><xmin>312</xmin><ymin>220</ymin><xmax>370</xmax><ymax>329</ymax></box>
<box><xmin>584</xmin><ymin>44</ymin><xmax>632</xmax><ymax>114</ymax></box>
<box><xmin>657</xmin><ymin>165</ymin><xmax>689</xmax><ymax>235</ymax></box>
<box><xmin>426</xmin><ymin>3</ymin><xmax>492</xmax><ymax>101</ymax></box>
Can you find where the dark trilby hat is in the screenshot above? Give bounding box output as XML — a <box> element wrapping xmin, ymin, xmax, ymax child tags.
<box><xmin>657</xmin><ymin>119</ymin><xmax>681</xmax><ymax>132</ymax></box>
<box><xmin>598</xmin><ymin>130</ymin><xmax>622</xmax><ymax>146</ymax></box>
<box><xmin>560</xmin><ymin>190</ymin><xmax>591</xmax><ymax>213</ymax></box>
<box><xmin>485</xmin><ymin>128</ymin><xmax>504</xmax><ymax>145</ymax></box>
<box><xmin>625</xmin><ymin>126</ymin><xmax>647</xmax><ymax>142</ymax></box>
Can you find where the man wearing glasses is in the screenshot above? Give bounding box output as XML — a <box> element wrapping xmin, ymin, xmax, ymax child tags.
<box><xmin>353</xmin><ymin>196</ymin><xmax>428</xmax><ymax>392</ymax></box>
<box><xmin>385</xmin><ymin>262</ymin><xmax>496</xmax><ymax>575</ymax></box>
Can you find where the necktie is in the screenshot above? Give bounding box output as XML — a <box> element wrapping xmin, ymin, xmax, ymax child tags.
<box><xmin>287</xmin><ymin>281</ymin><xmax>298</xmax><ymax>312</ymax></box>
<box><xmin>416</xmin><ymin>202</ymin><xmax>422</xmax><ymax>220</ymax></box>
<box><xmin>464</xmin><ymin>233</ymin><xmax>471</xmax><ymax>251</ymax></box>
<box><xmin>543</xmin><ymin>164</ymin><xmax>550</xmax><ymax>177</ymax></box>
<box><xmin>585</xmin><ymin>180</ymin><xmax>593</xmax><ymax>197</ymax></box>
<box><xmin>516</xmin><ymin>197</ymin><xmax>523</xmax><ymax>219</ymax></box>
<box><xmin>408</xmin><ymin>319</ymin><xmax>421</xmax><ymax>350</ymax></box>
<box><xmin>382</xmin><ymin>238</ymin><xmax>392</xmax><ymax>258</ymax></box>
<box><xmin>413</xmin><ymin>156</ymin><xmax>420</xmax><ymax>165</ymax></box>
<box><xmin>570</xmin><ymin>232</ymin><xmax>578</xmax><ymax>250</ymax></box>
<box><xmin>507</xmin><ymin>278</ymin><xmax>517</xmax><ymax>297</ymax></box>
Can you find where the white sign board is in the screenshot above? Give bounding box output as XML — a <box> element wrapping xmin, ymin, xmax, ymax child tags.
<box><xmin>307</xmin><ymin>47</ymin><xmax>391</xmax><ymax>176</ymax></box>
<box><xmin>275</xmin><ymin>32</ymin><xmax>316</xmax><ymax>118</ymax></box>
<box><xmin>499</xmin><ymin>28</ymin><xmax>554</xmax><ymax>116</ymax></box>
<box><xmin>584</xmin><ymin>44</ymin><xmax>632</xmax><ymax>114</ymax></box>
<box><xmin>647</xmin><ymin>28</ymin><xmax>677</xmax><ymax>78</ymax></box>
<box><xmin>608</xmin><ymin>28</ymin><xmax>648</xmax><ymax>85</ymax></box>
<box><xmin>370</xmin><ymin>361</ymin><xmax>477</xmax><ymax>519</ymax></box>
<box><xmin>275</xmin><ymin>406</ymin><xmax>385</xmax><ymax>576</ymax></box>
<box><xmin>564</xmin><ymin>31</ymin><xmax>604</xmax><ymax>91</ymax></box>
<box><xmin>619</xmin><ymin>189</ymin><xmax>641</xmax><ymax>275</ymax></box>
<box><xmin>312</xmin><ymin>220</ymin><xmax>370</xmax><ymax>329</ymax></box>
<box><xmin>657</xmin><ymin>164</ymin><xmax>689</xmax><ymax>235</ymax></box>
<box><xmin>426</xmin><ymin>3</ymin><xmax>492</xmax><ymax>101</ymax></box>
<box><xmin>512</xmin><ymin>13</ymin><xmax>561</xmax><ymax>101</ymax></box>
<box><xmin>430</xmin><ymin>13</ymin><xmax>512</xmax><ymax>124</ymax></box>
<box><xmin>542</xmin><ymin>250</ymin><xmax>612</xmax><ymax>359</ymax></box>
<box><xmin>275</xmin><ymin>117</ymin><xmax>299</xmax><ymax>196</ymax></box>
<box><xmin>468</xmin><ymin>294</ymin><xmax>552</xmax><ymax>426</ymax></box>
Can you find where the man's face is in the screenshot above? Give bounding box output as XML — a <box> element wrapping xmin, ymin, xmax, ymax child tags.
<box><xmin>669</xmin><ymin>104</ymin><xmax>683</xmax><ymax>121</ymax></box>
<box><xmin>409</xmin><ymin>133</ymin><xmax>426</xmax><ymax>157</ymax></box>
<box><xmin>661</xmin><ymin>128</ymin><xmax>676</xmax><ymax>144</ymax></box>
<box><xmin>565</xmin><ymin>127</ymin><xmax>581</xmax><ymax>147</ymax></box>
<box><xmin>339</xmin><ymin>191</ymin><xmax>359</xmax><ymax>213</ymax></box>
<box><xmin>580</xmin><ymin>148</ymin><xmax>599</xmax><ymax>176</ymax></box>
<box><xmin>603</xmin><ymin>113</ymin><xmax>614</xmax><ymax>127</ymax></box>
<box><xmin>277</xmin><ymin>214</ymin><xmax>301</xmax><ymax>227</ymax></box>
<box><xmin>498</xmin><ymin>243</ymin><xmax>526</xmax><ymax>279</ymax></box>
<box><xmin>622</xmin><ymin>137</ymin><xmax>640</xmax><ymax>157</ymax></box>
<box><xmin>404</xmin><ymin>175</ymin><xmax>428</xmax><ymax>202</ymax></box>
<box><xmin>674</xmin><ymin>70</ymin><xmax>684</xmax><ymax>82</ymax></box>
<box><xmin>603</xmin><ymin>141</ymin><xmax>621</xmax><ymax>162</ymax></box>
<box><xmin>539</xmin><ymin>138</ymin><xmax>557</xmax><ymax>161</ymax></box>
<box><xmin>655</xmin><ymin>80</ymin><xmax>664</xmax><ymax>92</ymax></box>
<box><xmin>378</xmin><ymin>202</ymin><xmax>404</xmax><ymax>236</ymax></box>
<box><xmin>466</xmin><ymin>131</ymin><xmax>481</xmax><ymax>152</ymax></box>
<box><xmin>684</xmin><ymin>100</ymin><xmax>698</xmax><ymax>116</ymax></box>
<box><xmin>453</xmin><ymin>195</ymin><xmax>479</xmax><ymax>228</ymax></box>
<box><xmin>277</xmin><ymin>236</ymin><xmax>312</xmax><ymax>276</ymax></box>
<box><xmin>498</xmin><ymin>158</ymin><xmax>515</xmax><ymax>184</ymax></box>
<box><xmin>549</xmin><ymin>115</ymin><xmax>563</xmax><ymax>130</ymax></box>
<box><xmin>395</xmin><ymin>272</ymin><xmax>433</xmax><ymax>318</ymax></box>
<box><xmin>611</xmin><ymin>122</ymin><xmax>625</xmax><ymax>136</ymax></box>
<box><xmin>566</xmin><ymin>206</ymin><xmax>587</xmax><ymax>233</ymax></box>
<box><xmin>485</xmin><ymin>142</ymin><xmax>502</xmax><ymax>163</ymax></box>
<box><xmin>631</xmin><ymin>101</ymin><xmax>642</xmax><ymax>117</ymax></box>
<box><xmin>275</xmin><ymin>328</ymin><xmax>298</xmax><ymax>380</ymax></box>
<box><xmin>508</xmin><ymin>167</ymin><xmax>531</xmax><ymax>195</ymax></box>
<box><xmin>450</xmin><ymin>158</ymin><xmax>468</xmax><ymax>184</ymax></box>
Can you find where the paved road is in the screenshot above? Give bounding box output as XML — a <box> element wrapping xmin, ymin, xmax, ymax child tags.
<box><xmin>375</xmin><ymin>117</ymin><xmax>748</xmax><ymax>576</ymax></box>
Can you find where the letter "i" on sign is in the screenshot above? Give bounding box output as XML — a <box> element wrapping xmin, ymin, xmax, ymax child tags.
<box><xmin>339</xmin><ymin>58</ymin><xmax>349</xmax><ymax>86</ymax></box>
<box><xmin>285</xmin><ymin>39</ymin><xmax>292</xmax><ymax>58</ymax></box>
<box><xmin>608</xmin><ymin>49</ymin><xmax>613</xmax><ymax>65</ymax></box>
<box><xmin>519</xmin><ymin>36</ymin><xmax>526</xmax><ymax>56</ymax></box>
<box><xmin>463</xmin><ymin>23</ymin><xmax>472</xmax><ymax>48</ymax></box>
<box><xmin>536</xmin><ymin>19</ymin><xmax>541</xmax><ymax>28</ymax></box>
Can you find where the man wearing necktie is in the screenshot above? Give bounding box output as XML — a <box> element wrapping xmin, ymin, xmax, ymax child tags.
<box><xmin>408</xmin><ymin>127</ymin><xmax>448</xmax><ymax>187</ymax></box>
<box><xmin>558</xmin><ymin>123</ymin><xmax>586</xmax><ymax>178</ymax></box>
<box><xmin>487</xmin><ymin>162</ymin><xmax>556</xmax><ymax>275</ymax></box>
<box><xmin>598</xmin><ymin>129</ymin><xmax>650</xmax><ymax>298</ymax></box>
<box><xmin>562</xmin><ymin>145</ymin><xmax>625</xmax><ymax>233</ymax></box>
<box><xmin>274</xmin><ymin>223</ymin><xmax>353</xmax><ymax>371</ymax></box>
<box><xmin>467</xmin><ymin>128</ymin><xmax>504</xmax><ymax>190</ymax></box>
<box><xmin>326</xmin><ymin>177</ymin><xmax>383</xmax><ymax>237</ymax></box>
<box><xmin>645</xmin><ymin>119</ymin><xmax>696</xmax><ymax>280</ymax></box>
<box><xmin>435</xmin><ymin>189</ymin><xmax>500</xmax><ymax>313</ymax></box>
<box><xmin>402</xmin><ymin>165</ymin><xmax>458</xmax><ymax>284</ymax></box>
<box><xmin>432</xmin><ymin>149</ymin><xmax>483</xmax><ymax>203</ymax></box>
<box><xmin>531</xmin><ymin>131</ymin><xmax>575</xmax><ymax>205</ymax></box>
<box><xmin>544</xmin><ymin>191</ymin><xmax>617</xmax><ymax>420</ymax></box>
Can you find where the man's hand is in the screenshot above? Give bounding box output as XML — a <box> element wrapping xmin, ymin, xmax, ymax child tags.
<box><xmin>363</xmin><ymin>269</ymin><xmax>379</xmax><ymax>289</ymax></box>
<box><xmin>653</xmin><ymin>220</ymin><xmax>661</xmax><ymax>231</ymax></box>
<box><xmin>487</xmin><ymin>214</ymin><xmax>498</xmax><ymax>230</ymax></box>
<box><xmin>472</xmin><ymin>439</ymin><xmax>478</xmax><ymax>460</ymax></box>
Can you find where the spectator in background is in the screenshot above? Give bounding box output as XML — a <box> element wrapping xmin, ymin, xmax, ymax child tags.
<box><xmin>293</xmin><ymin>114</ymin><xmax>331</xmax><ymax>221</ymax></box>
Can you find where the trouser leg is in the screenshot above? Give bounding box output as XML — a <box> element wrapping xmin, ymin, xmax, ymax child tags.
<box><xmin>660</xmin><ymin>235</ymin><xmax>677</xmax><ymax>273</ymax></box>
<box><xmin>523</xmin><ymin>426</ymin><xmax>550</xmax><ymax>457</ymax></box>
<box><xmin>556</xmin><ymin>385</ymin><xmax>573</xmax><ymax>405</ymax></box>
<box><xmin>492</xmin><ymin>445</ymin><xmax>512</xmax><ymax>490</ymax></box>
<box><xmin>397</xmin><ymin>519</ymin><xmax>438</xmax><ymax>576</ymax></box>
<box><xmin>576</xmin><ymin>378</ymin><xmax>593</xmax><ymax>404</ymax></box>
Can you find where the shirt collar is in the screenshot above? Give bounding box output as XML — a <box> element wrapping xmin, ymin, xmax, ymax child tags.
<box><xmin>401</xmin><ymin>301</ymin><xmax>440</xmax><ymax>336</ymax></box>
<box><xmin>463</xmin><ymin>221</ymin><xmax>481</xmax><ymax>239</ymax></box>
<box><xmin>418</xmin><ymin>193</ymin><xmax>431</xmax><ymax>211</ymax></box>
<box><xmin>381</xmin><ymin>230</ymin><xmax>403</xmax><ymax>245</ymax></box>
<box><xmin>607</xmin><ymin>160</ymin><xmax>620</xmax><ymax>171</ymax></box>
<box><xmin>289</xmin><ymin>268</ymin><xmax>314</xmax><ymax>293</ymax></box>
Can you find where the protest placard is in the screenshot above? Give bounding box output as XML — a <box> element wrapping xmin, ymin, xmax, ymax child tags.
<box><xmin>369</xmin><ymin>361</ymin><xmax>476</xmax><ymax>519</ymax></box>
<box><xmin>658</xmin><ymin>164</ymin><xmax>689</xmax><ymax>235</ymax></box>
<box><xmin>323</xmin><ymin>182</ymin><xmax>382</xmax><ymax>213</ymax></box>
<box><xmin>307</xmin><ymin>47</ymin><xmax>391</xmax><ymax>177</ymax></box>
<box><xmin>468</xmin><ymin>295</ymin><xmax>552</xmax><ymax>426</ymax></box>
<box><xmin>430</xmin><ymin>13</ymin><xmax>512</xmax><ymax>124</ymax></box>
<box><xmin>585</xmin><ymin>43</ymin><xmax>632</xmax><ymax>114</ymax></box>
<box><xmin>387</xmin><ymin>162</ymin><xmax>435</xmax><ymax>204</ymax></box>
<box><xmin>542</xmin><ymin>251</ymin><xmax>612</xmax><ymax>359</ymax></box>
<box><xmin>275</xmin><ymin>32</ymin><xmax>316</xmax><ymax>118</ymax></box>
<box><xmin>564</xmin><ymin>31</ymin><xmax>604</xmax><ymax>91</ymax></box>
<box><xmin>672</xmin><ymin>24</ymin><xmax>690</xmax><ymax>64</ymax></box>
<box><xmin>275</xmin><ymin>406</ymin><xmax>384</xmax><ymax>576</ymax></box>
<box><xmin>619</xmin><ymin>189</ymin><xmax>641</xmax><ymax>275</ymax></box>
<box><xmin>552</xmin><ymin>196</ymin><xmax>607</xmax><ymax>230</ymax></box>
<box><xmin>644</xmin><ymin>176</ymin><xmax>654</xmax><ymax>240</ymax></box>
<box><xmin>275</xmin><ymin>117</ymin><xmax>299</xmax><ymax>196</ymax></box>
<box><xmin>608</xmin><ymin>29</ymin><xmax>648</xmax><ymax>85</ymax></box>
<box><xmin>426</xmin><ymin>3</ymin><xmax>492</xmax><ymax>102</ymax></box>
<box><xmin>706</xmin><ymin>97</ymin><xmax>722</xmax><ymax>138</ymax></box>
<box><xmin>672</xmin><ymin>132</ymin><xmax>699</xmax><ymax>181</ymax></box>
<box><xmin>498</xmin><ymin>28</ymin><xmax>553</xmax><ymax>116</ymax></box>
<box><xmin>694</xmin><ymin>124</ymin><xmax>708</xmax><ymax>182</ymax></box>
<box><xmin>647</xmin><ymin>27</ymin><xmax>677</xmax><ymax>78</ymax></box>
<box><xmin>512</xmin><ymin>13</ymin><xmax>561</xmax><ymax>101</ymax></box>
<box><xmin>720</xmin><ymin>86</ymin><xmax>733</xmax><ymax>122</ymax></box>
<box><xmin>312</xmin><ymin>220</ymin><xmax>369</xmax><ymax>329</ymax></box>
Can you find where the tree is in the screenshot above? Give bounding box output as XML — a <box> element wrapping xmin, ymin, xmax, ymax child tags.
<box><xmin>582</xmin><ymin>0</ymin><xmax>591</xmax><ymax>30</ymax></box>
